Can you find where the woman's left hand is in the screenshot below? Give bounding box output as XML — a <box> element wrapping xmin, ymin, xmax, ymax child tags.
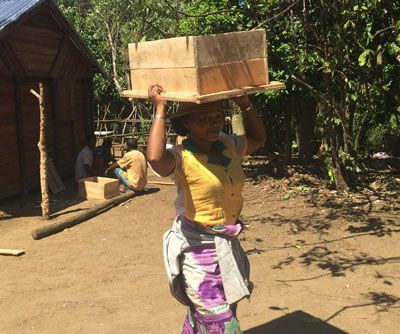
<box><xmin>233</xmin><ymin>95</ymin><xmax>251</xmax><ymax>110</ymax></box>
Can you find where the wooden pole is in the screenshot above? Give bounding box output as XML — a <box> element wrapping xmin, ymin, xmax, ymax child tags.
<box><xmin>30</xmin><ymin>83</ymin><xmax>50</xmax><ymax>219</ymax></box>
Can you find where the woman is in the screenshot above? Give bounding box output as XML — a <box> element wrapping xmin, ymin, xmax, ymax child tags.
<box><xmin>147</xmin><ymin>84</ymin><xmax>267</xmax><ymax>333</ymax></box>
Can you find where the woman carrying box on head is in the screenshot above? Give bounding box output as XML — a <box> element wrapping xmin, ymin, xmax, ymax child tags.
<box><xmin>147</xmin><ymin>84</ymin><xmax>267</xmax><ymax>333</ymax></box>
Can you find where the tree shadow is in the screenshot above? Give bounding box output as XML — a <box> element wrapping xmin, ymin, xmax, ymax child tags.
<box><xmin>273</xmin><ymin>246</ymin><xmax>400</xmax><ymax>281</ymax></box>
<box><xmin>324</xmin><ymin>291</ymin><xmax>400</xmax><ymax>322</ymax></box>
<box><xmin>244</xmin><ymin>291</ymin><xmax>399</xmax><ymax>333</ymax></box>
<box><xmin>243</xmin><ymin>310</ymin><xmax>348</xmax><ymax>334</ymax></box>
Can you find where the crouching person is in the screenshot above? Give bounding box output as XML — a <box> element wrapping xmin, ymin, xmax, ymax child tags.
<box><xmin>106</xmin><ymin>138</ymin><xmax>147</xmax><ymax>192</ymax></box>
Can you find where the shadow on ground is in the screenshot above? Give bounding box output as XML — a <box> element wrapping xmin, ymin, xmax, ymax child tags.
<box><xmin>0</xmin><ymin>177</ymin><xmax>159</xmax><ymax>221</ymax></box>
<box><xmin>244</xmin><ymin>310</ymin><xmax>348</xmax><ymax>334</ymax></box>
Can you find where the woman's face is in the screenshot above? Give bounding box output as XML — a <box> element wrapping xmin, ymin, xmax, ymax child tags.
<box><xmin>184</xmin><ymin>110</ymin><xmax>225</xmax><ymax>142</ymax></box>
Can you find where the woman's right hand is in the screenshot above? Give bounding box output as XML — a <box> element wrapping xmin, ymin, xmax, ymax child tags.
<box><xmin>148</xmin><ymin>84</ymin><xmax>165</xmax><ymax>107</ymax></box>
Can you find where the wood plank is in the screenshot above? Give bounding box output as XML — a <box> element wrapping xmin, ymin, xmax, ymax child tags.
<box><xmin>0</xmin><ymin>145</ymin><xmax>19</xmax><ymax>155</ymax></box>
<box><xmin>0</xmin><ymin>174</ymin><xmax>20</xmax><ymax>185</ymax></box>
<box><xmin>14</xmin><ymin>77</ymin><xmax>27</xmax><ymax>197</ymax></box>
<box><xmin>198</xmin><ymin>58</ymin><xmax>268</xmax><ymax>95</ymax></box>
<box><xmin>128</xmin><ymin>36</ymin><xmax>195</xmax><ymax>69</ymax></box>
<box><xmin>0</xmin><ymin>103</ymin><xmax>15</xmax><ymax>112</ymax></box>
<box><xmin>0</xmin><ymin>114</ymin><xmax>17</xmax><ymax>125</ymax></box>
<box><xmin>0</xmin><ymin>186</ymin><xmax>20</xmax><ymax>199</ymax></box>
<box><xmin>194</xmin><ymin>29</ymin><xmax>266</xmax><ymax>68</ymax></box>
<box><xmin>124</xmin><ymin>81</ymin><xmax>285</xmax><ymax>103</ymax></box>
<box><xmin>0</xmin><ymin>137</ymin><xmax>18</xmax><ymax>148</ymax></box>
<box><xmin>47</xmin><ymin>159</ymin><xmax>66</xmax><ymax>194</ymax></box>
<box><xmin>0</xmin><ymin>57</ymin><xmax>6</xmax><ymax>75</ymax></box>
<box><xmin>17</xmin><ymin>53</ymin><xmax>54</xmax><ymax>76</ymax></box>
<box><xmin>0</xmin><ymin>41</ymin><xmax>26</xmax><ymax>76</ymax></box>
<box><xmin>197</xmin><ymin>82</ymin><xmax>286</xmax><ymax>103</ymax></box>
<box><xmin>24</xmin><ymin>7</ymin><xmax>61</xmax><ymax>30</ymax></box>
<box><xmin>13</xmin><ymin>25</ymin><xmax>63</xmax><ymax>40</ymax></box>
<box><xmin>130</xmin><ymin>68</ymin><xmax>198</xmax><ymax>93</ymax></box>
<box><xmin>0</xmin><ymin>125</ymin><xmax>18</xmax><ymax>136</ymax></box>
<box><xmin>0</xmin><ymin>180</ymin><xmax>19</xmax><ymax>191</ymax></box>
<box><xmin>10</xmin><ymin>32</ymin><xmax>62</xmax><ymax>49</ymax></box>
<box><xmin>9</xmin><ymin>40</ymin><xmax>59</xmax><ymax>57</ymax></box>
<box><xmin>0</xmin><ymin>249</ymin><xmax>25</xmax><ymax>256</ymax></box>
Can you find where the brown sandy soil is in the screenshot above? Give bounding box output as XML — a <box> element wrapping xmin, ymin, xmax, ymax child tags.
<box><xmin>0</xmin><ymin>164</ymin><xmax>399</xmax><ymax>334</ymax></box>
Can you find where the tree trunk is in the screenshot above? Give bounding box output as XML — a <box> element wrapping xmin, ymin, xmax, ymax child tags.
<box><xmin>283</xmin><ymin>100</ymin><xmax>293</xmax><ymax>161</ymax></box>
<box><xmin>296</xmin><ymin>98</ymin><xmax>317</xmax><ymax>161</ymax></box>
<box><xmin>30</xmin><ymin>83</ymin><xmax>49</xmax><ymax>219</ymax></box>
<box><xmin>326</xmin><ymin>109</ymin><xmax>350</xmax><ymax>192</ymax></box>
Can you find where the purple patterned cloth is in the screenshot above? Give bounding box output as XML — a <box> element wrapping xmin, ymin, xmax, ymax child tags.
<box><xmin>179</xmin><ymin>219</ymin><xmax>244</xmax><ymax>333</ymax></box>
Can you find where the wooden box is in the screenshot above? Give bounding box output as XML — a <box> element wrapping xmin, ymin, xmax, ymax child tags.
<box><xmin>78</xmin><ymin>177</ymin><xmax>120</xmax><ymax>200</ymax></box>
<box><xmin>123</xmin><ymin>29</ymin><xmax>284</xmax><ymax>103</ymax></box>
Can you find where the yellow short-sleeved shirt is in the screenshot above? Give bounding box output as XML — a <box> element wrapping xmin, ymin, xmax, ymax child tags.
<box><xmin>169</xmin><ymin>132</ymin><xmax>248</xmax><ymax>227</ymax></box>
<box><xmin>117</xmin><ymin>150</ymin><xmax>148</xmax><ymax>191</ymax></box>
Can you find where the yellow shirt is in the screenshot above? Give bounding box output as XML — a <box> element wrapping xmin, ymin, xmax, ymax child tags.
<box><xmin>169</xmin><ymin>132</ymin><xmax>248</xmax><ymax>227</ymax></box>
<box><xmin>117</xmin><ymin>150</ymin><xmax>147</xmax><ymax>190</ymax></box>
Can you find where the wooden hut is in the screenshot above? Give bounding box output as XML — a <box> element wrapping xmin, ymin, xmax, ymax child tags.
<box><xmin>0</xmin><ymin>0</ymin><xmax>103</xmax><ymax>199</ymax></box>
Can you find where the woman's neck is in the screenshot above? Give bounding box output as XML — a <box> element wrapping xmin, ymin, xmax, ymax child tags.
<box><xmin>188</xmin><ymin>136</ymin><xmax>213</xmax><ymax>154</ymax></box>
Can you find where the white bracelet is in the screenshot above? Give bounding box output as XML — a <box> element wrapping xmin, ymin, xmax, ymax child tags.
<box><xmin>243</xmin><ymin>103</ymin><xmax>254</xmax><ymax>112</ymax></box>
<box><xmin>154</xmin><ymin>114</ymin><xmax>166</xmax><ymax>120</ymax></box>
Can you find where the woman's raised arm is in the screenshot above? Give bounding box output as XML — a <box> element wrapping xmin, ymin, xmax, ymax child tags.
<box><xmin>233</xmin><ymin>95</ymin><xmax>267</xmax><ymax>156</ymax></box>
<box><xmin>146</xmin><ymin>84</ymin><xmax>176</xmax><ymax>176</ymax></box>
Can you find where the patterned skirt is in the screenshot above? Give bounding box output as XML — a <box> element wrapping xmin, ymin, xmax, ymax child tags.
<box><xmin>180</xmin><ymin>243</ymin><xmax>243</xmax><ymax>333</ymax></box>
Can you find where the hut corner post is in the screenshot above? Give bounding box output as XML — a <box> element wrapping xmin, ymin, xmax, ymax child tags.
<box><xmin>30</xmin><ymin>83</ymin><xmax>49</xmax><ymax>220</ymax></box>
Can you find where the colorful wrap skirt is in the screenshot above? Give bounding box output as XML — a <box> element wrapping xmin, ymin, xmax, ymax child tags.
<box><xmin>163</xmin><ymin>217</ymin><xmax>251</xmax><ymax>334</ymax></box>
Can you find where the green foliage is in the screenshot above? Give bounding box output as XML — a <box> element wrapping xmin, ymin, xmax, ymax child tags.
<box><xmin>367</xmin><ymin>114</ymin><xmax>400</xmax><ymax>155</ymax></box>
<box><xmin>53</xmin><ymin>0</ymin><xmax>400</xmax><ymax>188</ymax></box>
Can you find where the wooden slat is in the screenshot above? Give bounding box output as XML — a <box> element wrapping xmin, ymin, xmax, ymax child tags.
<box><xmin>0</xmin><ymin>41</ymin><xmax>26</xmax><ymax>76</ymax></box>
<box><xmin>124</xmin><ymin>81</ymin><xmax>285</xmax><ymax>103</ymax></box>
<box><xmin>12</xmin><ymin>25</ymin><xmax>63</xmax><ymax>40</ymax></box>
<box><xmin>130</xmin><ymin>68</ymin><xmax>198</xmax><ymax>93</ymax></box>
<box><xmin>17</xmin><ymin>52</ymin><xmax>54</xmax><ymax>76</ymax></box>
<box><xmin>24</xmin><ymin>7</ymin><xmax>61</xmax><ymax>30</ymax></box>
<box><xmin>47</xmin><ymin>159</ymin><xmax>66</xmax><ymax>193</ymax></box>
<box><xmin>0</xmin><ymin>249</ymin><xmax>24</xmax><ymax>256</ymax></box>
<box><xmin>0</xmin><ymin>172</ymin><xmax>20</xmax><ymax>186</ymax></box>
<box><xmin>10</xmin><ymin>32</ymin><xmax>62</xmax><ymax>48</ymax></box>
<box><xmin>0</xmin><ymin>114</ymin><xmax>17</xmax><ymax>124</ymax></box>
<box><xmin>198</xmin><ymin>58</ymin><xmax>268</xmax><ymax>95</ymax></box>
<box><xmin>194</xmin><ymin>29</ymin><xmax>266</xmax><ymax>68</ymax></box>
<box><xmin>9</xmin><ymin>40</ymin><xmax>59</xmax><ymax>57</ymax></box>
<box><xmin>128</xmin><ymin>36</ymin><xmax>195</xmax><ymax>69</ymax></box>
<box><xmin>0</xmin><ymin>125</ymin><xmax>18</xmax><ymax>137</ymax></box>
<box><xmin>0</xmin><ymin>185</ymin><xmax>20</xmax><ymax>199</ymax></box>
<box><xmin>0</xmin><ymin>140</ymin><xmax>18</xmax><ymax>151</ymax></box>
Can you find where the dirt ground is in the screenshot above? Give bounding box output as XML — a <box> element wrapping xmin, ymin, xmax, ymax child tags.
<box><xmin>0</xmin><ymin>160</ymin><xmax>399</xmax><ymax>334</ymax></box>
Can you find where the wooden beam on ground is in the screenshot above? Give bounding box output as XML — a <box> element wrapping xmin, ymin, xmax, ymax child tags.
<box><xmin>0</xmin><ymin>249</ymin><xmax>25</xmax><ymax>256</ymax></box>
<box><xmin>31</xmin><ymin>187</ymin><xmax>158</xmax><ymax>240</ymax></box>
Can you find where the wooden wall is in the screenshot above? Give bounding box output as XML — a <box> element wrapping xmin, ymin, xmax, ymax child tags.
<box><xmin>55</xmin><ymin>78</ymin><xmax>88</xmax><ymax>177</ymax></box>
<box><xmin>0</xmin><ymin>77</ymin><xmax>20</xmax><ymax>198</ymax></box>
<box><xmin>0</xmin><ymin>2</ymin><xmax>97</xmax><ymax>199</ymax></box>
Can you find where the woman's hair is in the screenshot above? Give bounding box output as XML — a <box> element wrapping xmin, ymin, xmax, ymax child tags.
<box><xmin>171</xmin><ymin>116</ymin><xmax>189</xmax><ymax>136</ymax></box>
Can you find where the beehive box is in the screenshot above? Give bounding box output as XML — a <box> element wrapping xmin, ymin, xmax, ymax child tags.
<box><xmin>123</xmin><ymin>29</ymin><xmax>284</xmax><ymax>103</ymax></box>
<box><xmin>78</xmin><ymin>177</ymin><xmax>120</xmax><ymax>200</ymax></box>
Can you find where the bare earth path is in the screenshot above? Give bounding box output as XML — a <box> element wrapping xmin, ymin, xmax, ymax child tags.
<box><xmin>0</xmin><ymin>176</ymin><xmax>399</xmax><ymax>333</ymax></box>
